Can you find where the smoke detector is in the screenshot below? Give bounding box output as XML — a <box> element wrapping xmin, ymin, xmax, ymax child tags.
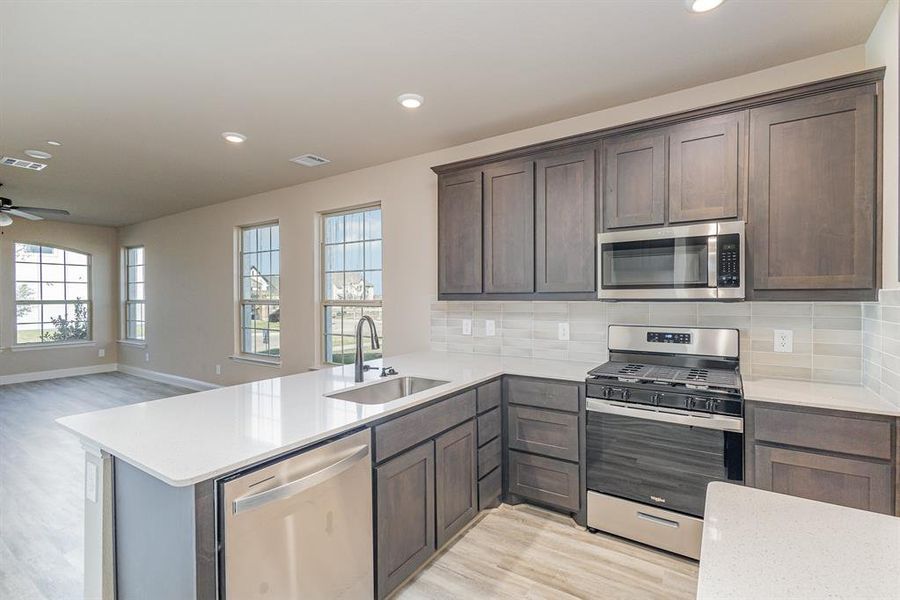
<box><xmin>290</xmin><ymin>154</ymin><xmax>330</xmax><ymax>167</ymax></box>
<box><xmin>1</xmin><ymin>157</ymin><xmax>47</xmax><ymax>171</ymax></box>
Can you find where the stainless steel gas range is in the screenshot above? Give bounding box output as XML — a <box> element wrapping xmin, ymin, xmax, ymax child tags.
<box><xmin>585</xmin><ymin>325</ymin><xmax>744</xmax><ymax>560</ymax></box>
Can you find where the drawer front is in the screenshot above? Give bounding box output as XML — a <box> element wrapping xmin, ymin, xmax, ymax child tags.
<box><xmin>507</xmin><ymin>377</ymin><xmax>580</xmax><ymax>412</ymax></box>
<box><xmin>477</xmin><ymin>407</ymin><xmax>501</xmax><ymax>447</ymax></box>
<box><xmin>375</xmin><ymin>390</ymin><xmax>476</xmax><ymax>463</ymax></box>
<box><xmin>476</xmin><ymin>380</ymin><xmax>502</xmax><ymax>414</ymax></box>
<box><xmin>478</xmin><ymin>465</ymin><xmax>502</xmax><ymax>510</ymax></box>
<box><xmin>752</xmin><ymin>404</ymin><xmax>893</xmax><ymax>460</ymax></box>
<box><xmin>508</xmin><ymin>405</ymin><xmax>579</xmax><ymax>461</ymax></box>
<box><xmin>508</xmin><ymin>450</ymin><xmax>579</xmax><ymax>511</ymax></box>
<box><xmin>478</xmin><ymin>437</ymin><xmax>501</xmax><ymax>478</ymax></box>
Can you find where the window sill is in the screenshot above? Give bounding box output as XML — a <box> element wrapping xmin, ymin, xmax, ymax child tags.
<box><xmin>10</xmin><ymin>341</ymin><xmax>96</xmax><ymax>352</ymax></box>
<box><xmin>229</xmin><ymin>355</ymin><xmax>282</xmax><ymax>368</ymax></box>
<box><xmin>117</xmin><ymin>339</ymin><xmax>147</xmax><ymax>348</ymax></box>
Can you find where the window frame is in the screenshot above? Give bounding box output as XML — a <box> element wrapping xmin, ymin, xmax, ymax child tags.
<box><xmin>123</xmin><ymin>246</ymin><xmax>146</xmax><ymax>342</ymax></box>
<box><xmin>13</xmin><ymin>242</ymin><xmax>93</xmax><ymax>346</ymax></box>
<box><xmin>237</xmin><ymin>221</ymin><xmax>281</xmax><ymax>361</ymax></box>
<box><xmin>320</xmin><ymin>204</ymin><xmax>383</xmax><ymax>366</ymax></box>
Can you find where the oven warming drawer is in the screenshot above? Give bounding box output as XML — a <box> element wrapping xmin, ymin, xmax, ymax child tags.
<box><xmin>587</xmin><ymin>491</ymin><xmax>703</xmax><ymax>560</ymax></box>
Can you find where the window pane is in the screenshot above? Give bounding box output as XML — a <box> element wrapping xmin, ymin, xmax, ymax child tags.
<box><xmin>364</xmin><ymin>241</ymin><xmax>381</xmax><ymax>270</ymax></box>
<box><xmin>43</xmin><ymin>247</ymin><xmax>65</xmax><ymax>264</ymax></box>
<box><xmin>66</xmin><ymin>283</ymin><xmax>89</xmax><ymax>300</ymax></box>
<box><xmin>257</xmin><ymin>252</ymin><xmax>271</xmax><ymax>277</ymax></box>
<box><xmin>345</xmin><ymin>212</ymin><xmax>364</xmax><ymax>242</ymax></box>
<box><xmin>365</xmin><ymin>271</ymin><xmax>383</xmax><ymax>300</ymax></box>
<box><xmin>257</xmin><ymin>227</ymin><xmax>272</xmax><ymax>252</ymax></box>
<box><xmin>270</xmin><ymin>251</ymin><xmax>280</xmax><ymax>276</ymax></box>
<box><xmin>15</xmin><ymin>262</ymin><xmax>39</xmax><ymax>281</ymax></box>
<box><xmin>68</xmin><ymin>265</ymin><xmax>89</xmax><ymax>283</ymax></box>
<box><xmin>243</xmin><ymin>228</ymin><xmax>257</xmax><ymax>253</ymax></box>
<box><xmin>271</xmin><ymin>226</ymin><xmax>280</xmax><ymax>251</ymax></box>
<box><xmin>127</xmin><ymin>247</ymin><xmax>143</xmax><ymax>265</ymax></box>
<box><xmin>15</xmin><ymin>244</ymin><xmax>42</xmax><ymax>263</ymax></box>
<box><xmin>343</xmin><ymin>272</ymin><xmax>365</xmax><ymax>300</ymax></box>
<box><xmin>42</xmin><ymin>282</ymin><xmax>64</xmax><ymax>301</ymax></box>
<box><xmin>324</xmin><ymin>215</ymin><xmax>344</xmax><ymax>244</ymax></box>
<box><xmin>42</xmin><ymin>264</ymin><xmax>65</xmax><ymax>282</ymax></box>
<box><xmin>16</xmin><ymin>303</ymin><xmax>40</xmax><ymax>324</ymax></box>
<box><xmin>324</xmin><ymin>273</ymin><xmax>344</xmax><ymax>300</ymax></box>
<box><xmin>17</xmin><ymin>324</ymin><xmax>41</xmax><ymax>344</ymax></box>
<box><xmin>345</xmin><ymin>243</ymin><xmax>363</xmax><ymax>270</ymax></box>
<box><xmin>325</xmin><ymin>245</ymin><xmax>343</xmax><ymax>272</ymax></box>
<box><xmin>365</xmin><ymin>209</ymin><xmax>382</xmax><ymax>240</ymax></box>
<box><xmin>16</xmin><ymin>282</ymin><xmax>39</xmax><ymax>301</ymax></box>
<box><xmin>64</xmin><ymin>250</ymin><xmax>88</xmax><ymax>265</ymax></box>
<box><xmin>44</xmin><ymin>304</ymin><xmax>65</xmax><ymax>322</ymax></box>
<box><xmin>126</xmin><ymin>320</ymin><xmax>137</xmax><ymax>339</ymax></box>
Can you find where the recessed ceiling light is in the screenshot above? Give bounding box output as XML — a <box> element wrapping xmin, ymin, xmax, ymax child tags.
<box><xmin>397</xmin><ymin>93</ymin><xmax>424</xmax><ymax>109</ymax></box>
<box><xmin>222</xmin><ymin>132</ymin><xmax>247</xmax><ymax>144</ymax></box>
<box><xmin>25</xmin><ymin>150</ymin><xmax>52</xmax><ymax>160</ymax></box>
<box><xmin>46</xmin><ymin>140</ymin><xmax>62</xmax><ymax>147</ymax></box>
<box><xmin>686</xmin><ymin>0</ymin><xmax>724</xmax><ymax>12</ymax></box>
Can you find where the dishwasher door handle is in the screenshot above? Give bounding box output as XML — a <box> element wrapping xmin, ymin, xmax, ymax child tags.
<box><xmin>232</xmin><ymin>444</ymin><xmax>369</xmax><ymax>515</ymax></box>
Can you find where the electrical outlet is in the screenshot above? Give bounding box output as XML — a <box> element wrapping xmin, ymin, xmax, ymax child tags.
<box><xmin>774</xmin><ymin>329</ymin><xmax>793</xmax><ymax>353</ymax></box>
<box><xmin>558</xmin><ymin>322</ymin><xmax>570</xmax><ymax>341</ymax></box>
<box><xmin>215</xmin><ymin>364</ymin><xmax>222</xmax><ymax>376</ymax></box>
<box><xmin>98</xmin><ymin>348</ymin><xmax>105</xmax><ymax>358</ymax></box>
<box><xmin>145</xmin><ymin>352</ymin><xmax>151</xmax><ymax>362</ymax></box>
<box><xmin>485</xmin><ymin>319</ymin><xmax>496</xmax><ymax>336</ymax></box>
<box><xmin>462</xmin><ymin>319</ymin><xmax>472</xmax><ymax>336</ymax></box>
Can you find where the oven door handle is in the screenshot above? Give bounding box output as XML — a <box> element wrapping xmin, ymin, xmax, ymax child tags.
<box><xmin>586</xmin><ymin>398</ymin><xmax>743</xmax><ymax>432</ymax></box>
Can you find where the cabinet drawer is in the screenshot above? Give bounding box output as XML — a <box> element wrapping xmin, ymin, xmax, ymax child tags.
<box><xmin>478</xmin><ymin>437</ymin><xmax>501</xmax><ymax>478</ymax></box>
<box><xmin>752</xmin><ymin>404</ymin><xmax>893</xmax><ymax>460</ymax></box>
<box><xmin>508</xmin><ymin>450</ymin><xmax>579</xmax><ymax>511</ymax></box>
<box><xmin>478</xmin><ymin>465</ymin><xmax>502</xmax><ymax>511</ymax></box>
<box><xmin>375</xmin><ymin>391</ymin><xmax>476</xmax><ymax>463</ymax></box>
<box><xmin>476</xmin><ymin>380</ymin><xmax>502</xmax><ymax>414</ymax></box>
<box><xmin>477</xmin><ymin>407</ymin><xmax>501</xmax><ymax>447</ymax></box>
<box><xmin>508</xmin><ymin>405</ymin><xmax>579</xmax><ymax>461</ymax></box>
<box><xmin>507</xmin><ymin>377</ymin><xmax>580</xmax><ymax>412</ymax></box>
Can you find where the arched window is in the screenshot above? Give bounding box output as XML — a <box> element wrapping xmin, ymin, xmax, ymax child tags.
<box><xmin>14</xmin><ymin>243</ymin><xmax>91</xmax><ymax>344</ymax></box>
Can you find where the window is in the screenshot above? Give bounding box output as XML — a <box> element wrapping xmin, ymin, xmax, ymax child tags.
<box><xmin>14</xmin><ymin>244</ymin><xmax>91</xmax><ymax>344</ymax></box>
<box><xmin>124</xmin><ymin>246</ymin><xmax>146</xmax><ymax>341</ymax></box>
<box><xmin>322</xmin><ymin>206</ymin><xmax>382</xmax><ymax>365</ymax></box>
<box><xmin>239</xmin><ymin>222</ymin><xmax>280</xmax><ymax>358</ymax></box>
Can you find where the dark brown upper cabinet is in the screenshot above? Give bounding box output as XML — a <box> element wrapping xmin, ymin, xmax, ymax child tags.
<box><xmin>437</xmin><ymin>170</ymin><xmax>483</xmax><ymax>294</ymax></box>
<box><xmin>483</xmin><ymin>161</ymin><xmax>535</xmax><ymax>293</ymax></box>
<box><xmin>749</xmin><ymin>85</ymin><xmax>878</xmax><ymax>299</ymax></box>
<box><xmin>668</xmin><ymin>111</ymin><xmax>745</xmax><ymax>223</ymax></box>
<box><xmin>535</xmin><ymin>147</ymin><xmax>596</xmax><ymax>293</ymax></box>
<box><xmin>601</xmin><ymin>131</ymin><xmax>666</xmax><ymax>229</ymax></box>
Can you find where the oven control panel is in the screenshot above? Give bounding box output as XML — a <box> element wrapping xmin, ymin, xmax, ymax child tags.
<box><xmin>717</xmin><ymin>233</ymin><xmax>741</xmax><ymax>288</ymax></box>
<box><xmin>647</xmin><ymin>331</ymin><xmax>691</xmax><ymax>344</ymax></box>
<box><xmin>586</xmin><ymin>380</ymin><xmax>743</xmax><ymax>416</ymax></box>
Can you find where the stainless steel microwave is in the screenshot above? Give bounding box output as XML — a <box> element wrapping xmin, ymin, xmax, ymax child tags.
<box><xmin>598</xmin><ymin>221</ymin><xmax>745</xmax><ymax>300</ymax></box>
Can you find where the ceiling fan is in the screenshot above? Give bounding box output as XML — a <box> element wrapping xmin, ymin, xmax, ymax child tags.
<box><xmin>0</xmin><ymin>184</ymin><xmax>70</xmax><ymax>226</ymax></box>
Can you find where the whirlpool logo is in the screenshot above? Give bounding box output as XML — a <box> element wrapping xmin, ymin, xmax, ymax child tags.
<box><xmin>650</xmin><ymin>495</ymin><xmax>667</xmax><ymax>504</ymax></box>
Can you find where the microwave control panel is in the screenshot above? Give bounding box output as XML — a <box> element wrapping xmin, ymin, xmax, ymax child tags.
<box><xmin>717</xmin><ymin>234</ymin><xmax>741</xmax><ymax>288</ymax></box>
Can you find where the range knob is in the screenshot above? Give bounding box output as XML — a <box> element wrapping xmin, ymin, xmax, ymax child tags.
<box><xmin>689</xmin><ymin>397</ymin><xmax>711</xmax><ymax>412</ymax></box>
<box><xmin>620</xmin><ymin>388</ymin><xmax>631</xmax><ymax>401</ymax></box>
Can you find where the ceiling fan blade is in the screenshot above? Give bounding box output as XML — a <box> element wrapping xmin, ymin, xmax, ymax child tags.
<box><xmin>7</xmin><ymin>209</ymin><xmax>44</xmax><ymax>221</ymax></box>
<box><xmin>12</xmin><ymin>206</ymin><xmax>70</xmax><ymax>217</ymax></box>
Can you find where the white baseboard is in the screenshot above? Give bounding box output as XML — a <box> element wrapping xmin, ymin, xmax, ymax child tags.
<box><xmin>117</xmin><ymin>364</ymin><xmax>219</xmax><ymax>391</ymax></box>
<box><xmin>0</xmin><ymin>363</ymin><xmax>118</xmax><ymax>386</ymax></box>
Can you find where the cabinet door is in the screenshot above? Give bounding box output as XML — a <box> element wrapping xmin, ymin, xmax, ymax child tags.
<box><xmin>535</xmin><ymin>148</ymin><xmax>596</xmax><ymax>292</ymax></box>
<box><xmin>749</xmin><ymin>86</ymin><xmax>877</xmax><ymax>294</ymax></box>
<box><xmin>483</xmin><ymin>161</ymin><xmax>535</xmax><ymax>293</ymax></box>
<box><xmin>435</xmin><ymin>420</ymin><xmax>477</xmax><ymax>547</ymax></box>
<box><xmin>753</xmin><ymin>445</ymin><xmax>893</xmax><ymax>515</ymax></box>
<box><xmin>438</xmin><ymin>170</ymin><xmax>483</xmax><ymax>294</ymax></box>
<box><xmin>376</xmin><ymin>442</ymin><xmax>435</xmax><ymax>599</ymax></box>
<box><xmin>668</xmin><ymin>112</ymin><xmax>744</xmax><ymax>223</ymax></box>
<box><xmin>602</xmin><ymin>132</ymin><xmax>666</xmax><ymax>229</ymax></box>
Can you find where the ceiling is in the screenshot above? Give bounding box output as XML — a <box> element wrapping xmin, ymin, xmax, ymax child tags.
<box><xmin>0</xmin><ymin>0</ymin><xmax>887</xmax><ymax>226</ymax></box>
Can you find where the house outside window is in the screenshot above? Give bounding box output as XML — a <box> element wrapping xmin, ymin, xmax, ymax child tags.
<box><xmin>239</xmin><ymin>222</ymin><xmax>280</xmax><ymax>358</ymax></box>
<box><xmin>321</xmin><ymin>206</ymin><xmax>382</xmax><ymax>365</ymax></box>
<box><xmin>14</xmin><ymin>243</ymin><xmax>91</xmax><ymax>344</ymax></box>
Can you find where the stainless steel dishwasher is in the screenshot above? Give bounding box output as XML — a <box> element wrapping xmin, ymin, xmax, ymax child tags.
<box><xmin>219</xmin><ymin>428</ymin><xmax>373</xmax><ymax>599</ymax></box>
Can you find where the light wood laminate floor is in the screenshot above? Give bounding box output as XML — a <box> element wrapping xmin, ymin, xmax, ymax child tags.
<box><xmin>395</xmin><ymin>504</ymin><xmax>699</xmax><ymax>600</ymax></box>
<box><xmin>0</xmin><ymin>373</ymin><xmax>192</xmax><ymax>600</ymax></box>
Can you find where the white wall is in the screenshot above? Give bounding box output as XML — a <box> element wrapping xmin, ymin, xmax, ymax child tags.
<box><xmin>118</xmin><ymin>45</ymin><xmax>871</xmax><ymax>386</ymax></box>
<box><xmin>0</xmin><ymin>219</ymin><xmax>119</xmax><ymax>377</ymax></box>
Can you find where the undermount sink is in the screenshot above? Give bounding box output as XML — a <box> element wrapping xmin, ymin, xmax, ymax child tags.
<box><xmin>326</xmin><ymin>376</ymin><xmax>450</xmax><ymax>405</ymax></box>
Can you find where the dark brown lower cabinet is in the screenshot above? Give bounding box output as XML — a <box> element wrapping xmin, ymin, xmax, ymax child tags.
<box><xmin>376</xmin><ymin>441</ymin><xmax>435</xmax><ymax>599</ymax></box>
<box><xmin>753</xmin><ymin>445</ymin><xmax>893</xmax><ymax>515</ymax></box>
<box><xmin>435</xmin><ymin>421</ymin><xmax>478</xmax><ymax>547</ymax></box>
<box><xmin>508</xmin><ymin>450</ymin><xmax>580</xmax><ymax>512</ymax></box>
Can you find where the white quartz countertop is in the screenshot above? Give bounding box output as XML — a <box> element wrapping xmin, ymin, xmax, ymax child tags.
<box><xmin>698</xmin><ymin>483</ymin><xmax>900</xmax><ymax>599</ymax></box>
<box><xmin>743</xmin><ymin>377</ymin><xmax>900</xmax><ymax>416</ymax></box>
<box><xmin>57</xmin><ymin>351</ymin><xmax>594</xmax><ymax>487</ymax></box>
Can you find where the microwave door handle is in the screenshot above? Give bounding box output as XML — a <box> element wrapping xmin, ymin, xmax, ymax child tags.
<box><xmin>708</xmin><ymin>235</ymin><xmax>718</xmax><ymax>288</ymax></box>
<box><xmin>232</xmin><ymin>444</ymin><xmax>369</xmax><ymax>515</ymax></box>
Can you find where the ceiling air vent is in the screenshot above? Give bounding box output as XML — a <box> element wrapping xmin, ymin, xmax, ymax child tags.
<box><xmin>290</xmin><ymin>154</ymin><xmax>331</xmax><ymax>167</ymax></box>
<box><xmin>1</xmin><ymin>156</ymin><xmax>47</xmax><ymax>171</ymax></box>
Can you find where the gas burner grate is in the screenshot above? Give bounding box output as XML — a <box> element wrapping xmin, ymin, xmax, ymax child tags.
<box><xmin>616</xmin><ymin>364</ymin><xmax>646</xmax><ymax>375</ymax></box>
<box><xmin>684</xmin><ymin>369</ymin><xmax>709</xmax><ymax>382</ymax></box>
<box><xmin>588</xmin><ymin>361</ymin><xmax>741</xmax><ymax>391</ymax></box>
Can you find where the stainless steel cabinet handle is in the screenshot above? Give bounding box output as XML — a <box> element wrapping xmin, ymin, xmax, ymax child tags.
<box><xmin>232</xmin><ymin>444</ymin><xmax>369</xmax><ymax>515</ymax></box>
<box><xmin>707</xmin><ymin>235</ymin><xmax>718</xmax><ymax>288</ymax></box>
<box><xmin>637</xmin><ymin>512</ymin><xmax>680</xmax><ymax>529</ymax></box>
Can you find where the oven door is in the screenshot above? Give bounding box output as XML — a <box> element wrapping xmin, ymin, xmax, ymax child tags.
<box><xmin>586</xmin><ymin>399</ymin><xmax>743</xmax><ymax>518</ymax></box>
<box><xmin>598</xmin><ymin>223</ymin><xmax>717</xmax><ymax>300</ymax></box>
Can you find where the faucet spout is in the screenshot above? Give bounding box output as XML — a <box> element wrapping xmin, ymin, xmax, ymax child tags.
<box><xmin>354</xmin><ymin>316</ymin><xmax>380</xmax><ymax>383</ymax></box>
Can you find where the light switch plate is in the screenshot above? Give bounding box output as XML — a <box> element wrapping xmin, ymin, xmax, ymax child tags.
<box><xmin>558</xmin><ymin>322</ymin><xmax>570</xmax><ymax>341</ymax></box>
<box><xmin>215</xmin><ymin>364</ymin><xmax>222</xmax><ymax>375</ymax></box>
<box><xmin>485</xmin><ymin>319</ymin><xmax>496</xmax><ymax>336</ymax></box>
<box><xmin>98</xmin><ymin>348</ymin><xmax>105</xmax><ymax>358</ymax></box>
<box><xmin>145</xmin><ymin>352</ymin><xmax>151</xmax><ymax>362</ymax></box>
<box><xmin>774</xmin><ymin>329</ymin><xmax>793</xmax><ymax>353</ymax></box>
<box><xmin>462</xmin><ymin>319</ymin><xmax>472</xmax><ymax>336</ymax></box>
